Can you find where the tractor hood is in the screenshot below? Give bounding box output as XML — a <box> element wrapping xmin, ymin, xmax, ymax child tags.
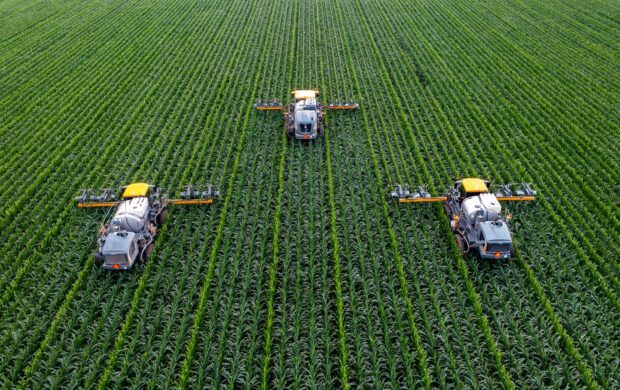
<box><xmin>479</xmin><ymin>220</ymin><xmax>511</xmax><ymax>243</ymax></box>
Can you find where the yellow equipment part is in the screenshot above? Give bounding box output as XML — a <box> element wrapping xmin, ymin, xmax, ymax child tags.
<box><xmin>77</xmin><ymin>201</ymin><xmax>120</xmax><ymax>208</ymax></box>
<box><xmin>324</xmin><ymin>104</ymin><xmax>359</xmax><ymax>110</ymax></box>
<box><xmin>255</xmin><ymin>105</ymin><xmax>287</xmax><ymax>111</ymax></box>
<box><xmin>168</xmin><ymin>198</ymin><xmax>214</xmax><ymax>205</ymax></box>
<box><xmin>123</xmin><ymin>182</ymin><xmax>150</xmax><ymax>198</ymax></box>
<box><xmin>461</xmin><ymin>178</ymin><xmax>488</xmax><ymax>193</ymax></box>
<box><xmin>77</xmin><ymin>197</ymin><xmax>215</xmax><ymax>208</ymax></box>
<box><xmin>398</xmin><ymin>196</ymin><xmax>448</xmax><ymax>203</ymax></box>
<box><xmin>496</xmin><ymin>196</ymin><xmax>536</xmax><ymax>202</ymax></box>
<box><xmin>292</xmin><ymin>90</ymin><xmax>319</xmax><ymax>99</ymax></box>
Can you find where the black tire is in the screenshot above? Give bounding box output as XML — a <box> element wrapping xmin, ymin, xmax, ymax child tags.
<box><xmin>94</xmin><ymin>253</ymin><xmax>104</xmax><ymax>267</ymax></box>
<box><xmin>318</xmin><ymin>123</ymin><xmax>324</xmax><ymax>137</ymax></box>
<box><xmin>443</xmin><ymin>203</ymin><xmax>452</xmax><ymax>219</ymax></box>
<box><xmin>156</xmin><ymin>207</ymin><xmax>167</xmax><ymax>227</ymax></box>
<box><xmin>141</xmin><ymin>243</ymin><xmax>154</xmax><ymax>264</ymax></box>
<box><xmin>455</xmin><ymin>234</ymin><xmax>467</xmax><ymax>254</ymax></box>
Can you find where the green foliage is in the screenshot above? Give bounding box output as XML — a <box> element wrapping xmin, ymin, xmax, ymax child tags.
<box><xmin>0</xmin><ymin>0</ymin><xmax>618</xmax><ymax>388</ymax></box>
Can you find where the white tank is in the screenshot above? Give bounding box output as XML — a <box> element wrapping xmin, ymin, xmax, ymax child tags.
<box><xmin>479</xmin><ymin>193</ymin><xmax>501</xmax><ymax>213</ymax></box>
<box><xmin>462</xmin><ymin>193</ymin><xmax>501</xmax><ymax>222</ymax></box>
<box><xmin>109</xmin><ymin>197</ymin><xmax>150</xmax><ymax>233</ymax></box>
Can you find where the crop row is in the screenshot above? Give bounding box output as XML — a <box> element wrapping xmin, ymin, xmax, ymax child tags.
<box><xmin>398</xmin><ymin>0</ymin><xmax>618</xmax><ymax>385</ymax></box>
<box><xmin>345</xmin><ymin>0</ymin><xmax>617</xmax><ymax>386</ymax></box>
<box><xmin>325</xmin><ymin>0</ymin><xmax>502</xmax><ymax>387</ymax></box>
<box><xmin>0</xmin><ymin>0</ymin><xmax>278</xmax><ymax>386</ymax></box>
<box><xmin>101</xmin><ymin>0</ymin><xmax>294</xmax><ymax>388</ymax></box>
<box><xmin>332</xmin><ymin>3</ymin><xmax>517</xmax><ymax>389</ymax></box>
<box><xmin>1</xmin><ymin>0</ymin><xmax>617</xmax><ymax>387</ymax></box>
<box><xmin>176</xmin><ymin>2</ymin><xmax>287</xmax><ymax>387</ymax></box>
<box><xmin>1</xmin><ymin>0</ymin><xmax>212</xmax><ymax>380</ymax></box>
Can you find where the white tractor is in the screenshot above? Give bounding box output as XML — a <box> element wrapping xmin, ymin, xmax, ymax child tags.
<box><xmin>255</xmin><ymin>90</ymin><xmax>358</xmax><ymax>140</ymax></box>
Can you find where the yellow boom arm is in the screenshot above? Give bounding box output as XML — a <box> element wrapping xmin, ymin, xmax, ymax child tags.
<box><xmin>77</xmin><ymin>201</ymin><xmax>120</xmax><ymax>208</ymax></box>
<box><xmin>496</xmin><ymin>196</ymin><xmax>536</xmax><ymax>202</ymax></box>
<box><xmin>77</xmin><ymin>199</ymin><xmax>215</xmax><ymax>208</ymax></box>
<box><xmin>255</xmin><ymin>105</ymin><xmax>287</xmax><ymax>111</ymax></box>
<box><xmin>167</xmin><ymin>198</ymin><xmax>215</xmax><ymax>205</ymax></box>
<box><xmin>398</xmin><ymin>196</ymin><xmax>448</xmax><ymax>203</ymax></box>
<box><xmin>323</xmin><ymin>103</ymin><xmax>359</xmax><ymax>110</ymax></box>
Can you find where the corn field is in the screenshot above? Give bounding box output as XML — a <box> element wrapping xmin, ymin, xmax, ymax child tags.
<box><xmin>1</xmin><ymin>0</ymin><xmax>618</xmax><ymax>388</ymax></box>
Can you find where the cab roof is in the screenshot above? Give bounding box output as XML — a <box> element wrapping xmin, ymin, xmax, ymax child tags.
<box><xmin>292</xmin><ymin>90</ymin><xmax>318</xmax><ymax>100</ymax></box>
<box><xmin>479</xmin><ymin>221</ymin><xmax>511</xmax><ymax>242</ymax></box>
<box><xmin>102</xmin><ymin>231</ymin><xmax>135</xmax><ymax>254</ymax></box>
<box><xmin>461</xmin><ymin>178</ymin><xmax>488</xmax><ymax>193</ymax></box>
<box><xmin>295</xmin><ymin>109</ymin><xmax>316</xmax><ymax>124</ymax></box>
<box><xmin>122</xmin><ymin>182</ymin><xmax>150</xmax><ymax>198</ymax></box>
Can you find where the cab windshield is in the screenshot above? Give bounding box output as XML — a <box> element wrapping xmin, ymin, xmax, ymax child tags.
<box><xmin>105</xmin><ymin>253</ymin><xmax>128</xmax><ymax>264</ymax></box>
<box><xmin>488</xmin><ymin>243</ymin><xmax>511</xmax><ymax>253</ymax></box>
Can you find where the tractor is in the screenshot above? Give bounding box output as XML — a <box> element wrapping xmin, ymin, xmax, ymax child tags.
<box><xmin>76</xmin><ymin>182</ymin><xmax>219</xmax><ymax>270</ymax></box>
<box><xmin>391</xmin><ymin>178</ymin><xmax>536</xmax><ymax>259</ymax></box>
<box><xmin>255</xmin><ymin>90</ymin><xmax>358</xmax><ymax>140</ymax></box>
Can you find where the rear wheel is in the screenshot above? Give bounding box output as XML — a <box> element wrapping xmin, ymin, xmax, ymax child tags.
<box><xmin>141</xmin><ymin>243</ymin><xmax>154</xmax><ymax>264</ymax></box>
<box><xmin>156</xmin><ymin>207</ymin><xmax>167</xmax><ymax>227</ymax></box>
<box><xmin>318</xmin><ymin>123</ymin><xmax>324</xmax><ymax>137</ymax></box>
<box><xmin>94</xmin><ymin>253</ymin><xmax>104</xmax><ymax>267</ymax></box>
<box><xmin>443</xmin><ymin>203</ymin><xmax>452</xmax><ymax>219</ymax></box>
<box><xmin>285</xmin><ymin>114</ymin><xmax>294</xmax><ymax>137</ymax></box>
<box><xmin>455</xmin><ymin>234</ymin><xmax>467</xmax><ymax>254</ymax></box>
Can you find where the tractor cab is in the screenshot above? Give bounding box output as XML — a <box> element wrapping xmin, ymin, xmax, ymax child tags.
<box><xmin>94</xmin><ymin>183</ymin><xmax>162</xmax><ymax>268</ymax></box>
<box><xmin>292</xmin><ymin>97</ymin><xmax>322</xmax><ymax>140</ymax></box>
<box><xmin>478</xmin><ymin>222</ymin><xmax>512</xmax><ymax>259</ymax></box>
<box><xmin>91</xmin><ymin>184</ymin><xmax>157</xmax><ymax>268</ymax></box>
<box><xmin>97</xmin><ymin>231</ymin><xmax>142</xmax><ymax>270</ymax></box>
<box><xmin>294</xmin><ymin>99</ymin><xmax>318</xmax><ymax>138</ymax></box>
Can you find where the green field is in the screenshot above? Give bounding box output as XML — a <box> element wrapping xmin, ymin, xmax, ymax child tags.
<box><xmin>1</xmin><ymin>0</ymin><xmax>619</xmax><ymax>388</ymax></box>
